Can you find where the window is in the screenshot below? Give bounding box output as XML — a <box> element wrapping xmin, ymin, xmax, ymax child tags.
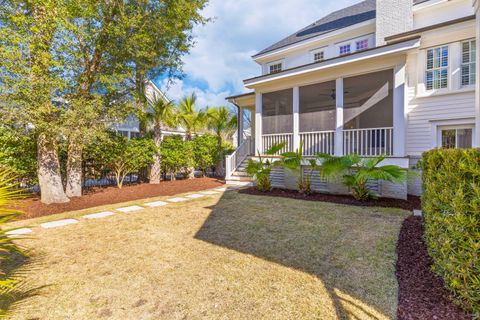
<box><xmin>269</xmin><ymin>63</ymin><xmax>282</xmax><ymax>74</ymax></box>
<box><xmin>313</xmin><ymin>51</ymin><xmax>324</xmax><ymax>62</ymax></box>
<box><xmin>441</xmin><ymin>128</ymin><xmax>472</xmax><ymax>149</ymax></box>
<box><xmin>425</xmin><ymin>46</ymin><xmax>448</xmax><ymax>90</ymax></box>
<box><xmin>461</xmin><ymin>40</ymin><xmax>476</xmax><ymax>86</ymax></box>
<box><xmin>356</xmin><ymin>39</ymin><xmax>369</xmax><ymax>51</ymax></box>
<box><xmin>339</xmin><ymin>44</ymin><xmax>351</xmax><ymax>55</ymax></box>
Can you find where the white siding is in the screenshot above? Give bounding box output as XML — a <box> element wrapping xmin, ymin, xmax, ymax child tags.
<box><xmin>413</xmin><ymin>0</ymin><xmax>474</xmax><ymax>29</ymax></box>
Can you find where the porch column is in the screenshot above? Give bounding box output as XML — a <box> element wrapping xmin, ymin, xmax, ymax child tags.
<box><xmin>293</xmin><ymin>86</ymin><xmax>300</xmax><ymax>151</ymax></box>
<box><xmin>393</xmin><ymin>63</ymin><xmax>407</xmax><ymax>157</ymax></box>
<box><xmin>475</xmin><ymin>1</ymin><xmax>480</xmax><ymax>147</ymax></box>
<box><xmin>334</xmin><ymin>78</ymin><xmax>344</xmax><ymax>156</ymax></box>
<box><xmin>255</xmin><ymin>92</ymin><xmax>263</xmax><ymax>154</ymax></box>
<box><xmin>238</xmin><ymin>106</ymin><xmax>244</xmax><ymax>146</ymax></box>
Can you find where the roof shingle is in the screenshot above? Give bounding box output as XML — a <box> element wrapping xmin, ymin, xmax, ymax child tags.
<box><xmin>253</xmin><ymin>0</ymin><xmax>376</xmax><ymax>58</ymax></box>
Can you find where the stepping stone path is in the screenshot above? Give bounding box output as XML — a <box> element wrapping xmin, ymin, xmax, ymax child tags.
<box><xmin>40</xmin><ymin>219</ymin><xmax>78</xmax><ymax>229</ymax></box>
<box><xmin>10</xmin><ymin>186</ymin><xmax>240</xmax><ymax>235</ymax></box>
<box><xmin>116</xmin><ymin>205</ymin><xmax>144</xmax><ymax>213</ymax></box>
<box><xmin>186</xmin><ymin>194</ymin><xmax>204</xmax><ymax>199</ymax></box>
<box><xmin>6</xmin><ymin>228</ymin><xmax>33</xmax><ymax>236</ymax></box>
<box><xmin>144</xmin><ymin>200</ymin><xmax>169</xmax><ymax>207</ymax></box>
<box><xmin>166</xmin><ymin>197</ymin><xmax>189</xmax><ymax>203</ymax></box>
<box><xmin>83</xmin><ymin>211</ymin><xmax>116</xmax><ymax>219</ymax></box>
<box><xmin>413</xmin><ymin>210</ymin><xmax>423</xmax><ymax>217</ymax></box>
<box><xmin>200</xmin><ymin>191</ymin><xmax>218</xmax><ymax>195</ymax></box>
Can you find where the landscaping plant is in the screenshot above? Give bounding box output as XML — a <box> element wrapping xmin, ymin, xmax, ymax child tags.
<box><xmin>421</xmin><ymin>148</ymin><xmax>480</xmax><ymax>316</ymax></box>
<box><xmin>317</xmin><ymin>153</ymin><xmax>406</xmax><ymax>201</ymax></box>
<box><xmin>87</xmin><ymin>133</ymin><xmax>156</xmax><ymax>188</ymax></box>
<box><xmin>192</xmin><ymin>134</ymin><xmax>219</xmax><ymax>177</ymax></box>
<box><xmin>246</xmin><ymin>143</ymin><xmax>285</xmax><ymax>192</ymax></box>
<box><xmin>0</xmin><ymin>170</ymin><xmax>26</xmax><ymax>316</ymax></box>
<box><xmin>160</xmin><ymin>136</ymin><xmax>193</xmax><ymax>181</ymax></box>
<box><xmin>280</xmin><ymin>143</ymin><xmax>317</xmax><ymax>195</ymax></box>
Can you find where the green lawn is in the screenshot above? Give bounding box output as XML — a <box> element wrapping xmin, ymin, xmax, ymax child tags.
<box><xmin>4</xmin><ymin>191</ymin><xmax>409</xmax><ymax>319</ymax></box>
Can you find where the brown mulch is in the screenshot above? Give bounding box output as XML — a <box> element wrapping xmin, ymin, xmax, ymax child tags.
<box><xmin>239</xmin><ymin>187</ymin><xmax>421</xmax><ymax>211</ymax></box>
<box><xmin>18</xmin><ymin>178</ymin><xmax>224</xmax><ymax>220</ymax></box>
<box><xmin>396</xmin><ymin>216</ymin><xmax>471</xmax><ymax>320</ymax></box>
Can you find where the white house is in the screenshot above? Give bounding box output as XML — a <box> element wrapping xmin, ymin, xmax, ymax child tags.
<box><xmin>226</xmin><ymin>0</ymin><xmax>480</xmax><ymax>199</ymax></box>
<box><xmin>112</xmin><ymin>80</ymin><xmax>188</xmax><ymax>139</ymax></box>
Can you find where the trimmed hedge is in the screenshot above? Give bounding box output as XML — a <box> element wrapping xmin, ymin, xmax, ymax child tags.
<box><xmin>420</xmin><ymin>149</ymin><xmax>480</xmax><ymax>315</ymax></box>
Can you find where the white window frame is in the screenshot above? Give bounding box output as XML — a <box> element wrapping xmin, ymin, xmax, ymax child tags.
<box><xmin>355</xmin><ymin>38</ymin><xmax>369</xmax><ymax>51</ymax></box>
<box><xmin>267</xmin><ymin>60</ymin><xmax>283</xmax><ymax>74</ymax></box>
<box><xmin>430</xmin><ymin>118</ymin><xmax>475</xmax><ymax>149</ymax></box>
<box><xmin>311</xmin><ymin>48</ymin><xmax>325</xmax><ymax>63</ymax></box>
<box><xmin>461</xmin><ymin>39</ymin><xmax>476</xmax><ymax>87</ymax></box>
<box><xmin>339</xmin><ymin>44</ymin><xmax>351</xmax><ymax>55</ymax></box>
<box><xmin>425</xmin><ymin>45</ymin><xmax>449</xmax><ymax>91</ymax></box>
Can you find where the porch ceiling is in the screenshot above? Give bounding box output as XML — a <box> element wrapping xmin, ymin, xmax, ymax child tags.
<box><xmin>226</xmin><ymin>92</ymin><xmax>255</xmax><ymax>109</ymax></box>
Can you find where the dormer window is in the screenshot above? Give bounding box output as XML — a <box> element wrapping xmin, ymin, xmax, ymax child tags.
<box><xmin>269</xmin><ymin>63</ymin><xmax>282</xmax><ymax>74</ymax></box>
<box><xmin>313</xmin><ymin>51</ymin><xmax>324</xmax><ymax>62</ymax></box>
<box><xmin>339</xmin><ymin>44</ymin><xmax>351</xmax><ymax>55</ymax></box>
<box><xmin>356</xmin><ymin>39</ymin><xmax>369</xmax><ymax>51</ymax></box>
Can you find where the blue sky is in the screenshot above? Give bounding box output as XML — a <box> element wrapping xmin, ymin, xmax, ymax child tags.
<box><xmin>155</xmin><ymin>0</ymin><xmax>360</xmax><ymax>108</ymax></box>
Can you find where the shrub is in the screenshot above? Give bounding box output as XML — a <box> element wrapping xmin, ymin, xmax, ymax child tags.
<box><xmin>279</xmin><ymin>142</ymin><xmax>316</xmax><ymax>195</ymax></box>
<box><xmin>192</xmin><ymin>134</ymin><xmax>218</xmax><ymax>176</ymax></box>
<box><xmin>0</xmin><ymin>126</ymin><xmax>37</xmax><ymax>185</ymax></box>
<box><xmin>160</xmin><ymin>136</ymin><xmax>193</xmax><ymax>180</ymax></box>
<box><xmin>87</xmin><ymin>132</ymin><xmax>156</xmax><ymax>188</ymax></box>
<box><xmin>420</xmin><ymin>148</ymin><xmax>480</xmax><ymax>315</ymax></box>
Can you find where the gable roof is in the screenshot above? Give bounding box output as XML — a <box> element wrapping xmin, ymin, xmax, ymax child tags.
<box><xmin>253</xmin><ymin>0</ymin><xmax>376</xmax><ymax>58</ymax></box>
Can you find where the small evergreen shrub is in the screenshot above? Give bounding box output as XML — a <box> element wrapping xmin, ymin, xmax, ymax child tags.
<box><xmin>420</xmin><ymin>148</ymin><xmax>480</xmax><ymax>315</ymax></box>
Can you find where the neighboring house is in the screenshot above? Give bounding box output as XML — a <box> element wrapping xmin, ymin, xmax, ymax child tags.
<box><xmin>226</xmin><ymin>0</ymin><xmax>480</xmax><ymax>199</ymax></box>
<box><xmin>112</xmin><ymin>80</ymin><xmax>188</xmax><ymax>139</ymax></box>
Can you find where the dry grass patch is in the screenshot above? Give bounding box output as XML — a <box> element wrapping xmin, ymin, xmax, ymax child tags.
<box><xmin>5</xmin><ymin>192</ymin><xmax>408</xmax><ymax>319</ymax></box>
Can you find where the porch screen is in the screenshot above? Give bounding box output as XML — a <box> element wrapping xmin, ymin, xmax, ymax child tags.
<box><xmin>262</xmin><ymin>89</ymin><xmax>293</xmax><ymax>134</ymax></box>
<box><xmin>343</xmin><ymin>69</ymin><xmax>393</xmax><ymax>129</ymax></box>
<box><xmin>299</xmin><ymin>81</ymin><xmax>336</xmax><ymax>132</ymax></box>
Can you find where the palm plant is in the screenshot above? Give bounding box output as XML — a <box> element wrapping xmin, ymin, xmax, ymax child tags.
<box><xmin>144</xmin><ymin>92</ymin><xmax>177</xmax><ymax>184</ymax></box>
<box><xmin>177</xmin><ymin>93</ymin><xmax>206</xmax><ymax>141</ymax></box>
<box><xmin>316</xmin><ymin>153</ymin><xmax>406</xmax><ymax>200</ymax></box>
<box><xmin>280</xmin><ymin>142</ymin><xmax>317</xmax><ymax>194</ymax></box>
<box><xmin>246</xmin><ymin>142</ymin><xmax>285</xmax><ymax>192</ymax></box>
<box><xmin>177</xmin><ymin>93</ymin><xmax>205</xmax><ymax>179</ymax></box>
<box><xmin>206</xmin><ymin>106</ymin><xmax>237</xmax><ymax>177</ymax></box>
<box><xmin>0</xmin><ymin>170</ymin><xmax>25</xmax><ymax>295</ymax></box>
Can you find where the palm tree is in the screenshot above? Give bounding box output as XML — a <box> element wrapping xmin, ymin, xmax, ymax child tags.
<box><xmin>177</xmin><ymin>93</ymin><xmax>205</xmax><ymax>178</ymax></box>
<box><xmin>145</xmin><ymin>92</ymin><xmax>177</xmax><ymax>184</ymax></box>
<box><xmin>177</xmin><ymin>93</ymin><xmax>206</xmax><ymax>140</ymax></box>
<box><xmin>206</xmin><ymin>106</ymin><xmax>237</xmax><ymax>177</ymax></box>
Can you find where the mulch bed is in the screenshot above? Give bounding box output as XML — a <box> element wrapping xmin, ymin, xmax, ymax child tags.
<box><xmin>238</xmin><ymin>187</ymin><xmax>421</xmax><ymax>211</ymax></box>
<box><xmin>18</xmin><ymin>177</ymin><xmax>224</xmax><ymax>220</ymax></box>
<box><xmin>396</xmin><ymin>216</ymin><xmax>471</xmax><ymax>320</ymax></box>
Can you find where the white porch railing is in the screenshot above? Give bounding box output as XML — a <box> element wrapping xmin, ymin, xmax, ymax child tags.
<box><xmin>262</xmin><ymin>133</ymin><xmax>293</xmax><ymax>155</ymax></box>
<box><xmin>300</xmin><ymin>131</ymin><xmax>335</xmax><ymax>156</ymax></box>
<box><xmin>343</xmin><ymin>127</ymin><xmax>393</xmax><ymax>156</ymax></box>
<box><xmin>225</xmin><ymin>138</ymin><xmax>252</xmax><ymax>179</ymax></box>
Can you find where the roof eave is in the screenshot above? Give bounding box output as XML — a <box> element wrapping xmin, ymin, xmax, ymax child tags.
<box><xmin>244</xmin><ymin>37</ymin><xmax>421</xmax><ymax>88</ymax></box>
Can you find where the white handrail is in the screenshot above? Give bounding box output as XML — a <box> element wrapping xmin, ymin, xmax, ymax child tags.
<box><xmin>300</xmin><ymin>130</ymin><xmax>335</xmax><ymax>156</ymax></box>
<box><xmin>261</xmin><ymin>133</ymin><xmax>293</xmax><ymax>155</ymax></box>
<box><xmin>225</xmin><ymin>138</ymin><xmax>251</xmax><ymax>179</ymax></box>
<box><xmin>343</xmin><ymin>127</ymin><xmax>393</xmax><ymax>156</ymax></box>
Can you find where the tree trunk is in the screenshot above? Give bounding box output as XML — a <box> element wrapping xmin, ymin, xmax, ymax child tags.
<box><xmin>37</xmin><ymin>134</ymin><xmax>69</xmax><ymax>204</ymax></box>
<box><xmin>215</xmin><ymin>136</ymin><xmax>225</xmax><ymax>177</ymax></box>
<box><xmin>149</xmin><ymin>124</ymin><xmax>162</xmax><ymax>184</ymax></box>
<box><xmin>66</xmin><ymin>138</ymin><xmax>83</xmax><ymax>197</ymax></box>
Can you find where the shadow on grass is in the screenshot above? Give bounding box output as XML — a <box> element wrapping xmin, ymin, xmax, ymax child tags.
<box><xmin>0</xmin><ymin>250</ymin><xmax>46</xmax><ymax>317</ymax></box>
<box><xmin>196</xmin><ymin>192</ymin><xmax>407</xmax><ymax>319</ymax></box>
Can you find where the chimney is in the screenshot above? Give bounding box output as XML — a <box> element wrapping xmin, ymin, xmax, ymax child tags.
<box><xmin>375</xmin><ymin>0</ymin><xmax>413</xmax><ymax>45</ymax></box>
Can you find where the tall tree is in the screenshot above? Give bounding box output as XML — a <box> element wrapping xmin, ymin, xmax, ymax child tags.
<box><xmin>206</xmin><ymin>106</ymin><xmax>237</xmax><ymax>177</ymax></box>
<box><xmin>0</xmin><ymin>0</ymin><xmax>69</xmax><ymax>204</ymax></box>
<box><xmin>143</xmin><ymin>92</ymin><xmax>177</xmax><ymax>184</ymax></box>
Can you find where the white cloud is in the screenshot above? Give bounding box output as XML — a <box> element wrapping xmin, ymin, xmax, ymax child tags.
<box><xmin>161</xmin><ymin>0</ymin><xmax>362</xmax><ymax>106</ymax></box>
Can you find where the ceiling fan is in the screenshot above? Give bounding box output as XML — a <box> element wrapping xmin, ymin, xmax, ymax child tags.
<box><xmin>318</xmin><ymin>89</ymin><xmax>349</xmax><ymax>100</ymax></box>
